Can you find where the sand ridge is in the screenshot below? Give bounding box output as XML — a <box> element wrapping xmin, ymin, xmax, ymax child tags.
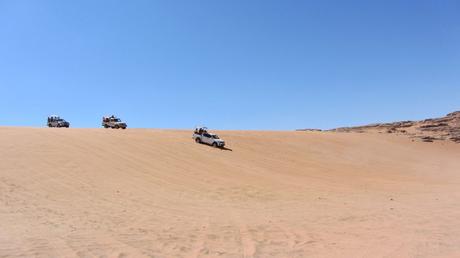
<box><xmin>0</xmin><ymin>127</ymin><xmax>460</xmax><ymax>257</ymax></box>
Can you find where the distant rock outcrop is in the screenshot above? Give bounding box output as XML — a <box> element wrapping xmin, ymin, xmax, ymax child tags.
<box><xmin>296</xmin><ymin>128</ymin><xmax>322</xmax><ymax>132</ymax></box>
<box><xmin>329</xmin><ymin>111</ymin><xmax>460</xmax><ymax>143</ymax></box>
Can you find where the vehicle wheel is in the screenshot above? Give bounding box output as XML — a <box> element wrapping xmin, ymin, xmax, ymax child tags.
<box><xmin>122</xmin><ymin>127</ymin><xmax>126</xmax><ymax>130</ymax></box>
<box><xmin>212</xmin><ymin>142</ymin><xmax>218</xmax><ymax>148</ymax></box>
<box><xmin>114</xmin><ymin>125</ymin><xmax>119</xmax><ymax>129</ymax></box>
<box><xmin>195</xmin><ymin>138</ymin><xmax>201</xmax><ymax>143</ymax></box>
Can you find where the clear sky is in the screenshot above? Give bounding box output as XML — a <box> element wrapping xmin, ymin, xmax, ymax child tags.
<box><xmin>0</xmin><ymin>0</ymin><xmax>459</xmax><ymax>130</ymax></box>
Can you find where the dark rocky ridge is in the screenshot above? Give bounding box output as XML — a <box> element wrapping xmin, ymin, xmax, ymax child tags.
<box><xmin>327</xmin><ymin>111</ymin><xmax>460</xmax><ymax>143</ymax></box>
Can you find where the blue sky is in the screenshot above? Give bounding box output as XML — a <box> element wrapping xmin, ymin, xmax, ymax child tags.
<box><xmin>0</xmin><ymin>0</ymin><xmax>459</xmax><ymax>129</ymax></box>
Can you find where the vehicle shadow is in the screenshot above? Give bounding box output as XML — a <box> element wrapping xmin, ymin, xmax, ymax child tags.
<box><xmin>197</xmin><ymin>142</ymin><xmax>233</xmax><ymax>151</ymax></box>
<box><xmin>218</xmin><ymin>146</ymin><xmax>233</xmax><ymax>151</ymax></box>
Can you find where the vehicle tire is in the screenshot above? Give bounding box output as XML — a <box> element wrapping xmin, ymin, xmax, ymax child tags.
<box><xmin>114</xmin><ymin>125</ymin><xmax>119</xmax><ymax>129</ymax></box>
<box><xmin>122</xmin><ymin>127</ymin><xmax>126</xmax><ymax>130</ymax></box>
<box><xmin>195</xmin><ymin>138</ymin><xmax>201</xmax><ymax>143</ymax></box>
<box><xmin>212</xmin><ymin>142</ymin><xmax>218</xmax><ymax>148</ymax></box>
<box><xmin>104</xmin><ymin>125</ymin><xmax>109</xmax><ymax>128</ymax></box>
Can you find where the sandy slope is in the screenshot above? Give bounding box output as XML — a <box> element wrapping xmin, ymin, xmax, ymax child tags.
<box><xmin>0</xmin><ymin>127</ymin><xmax>460</xmax><ymax>258</ymax></box>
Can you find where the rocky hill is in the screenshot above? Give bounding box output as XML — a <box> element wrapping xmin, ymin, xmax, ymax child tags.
<box><xmin>330</xmin><ymin>111</ymin><xmax>460</xmax><ymax>143</ymax></box>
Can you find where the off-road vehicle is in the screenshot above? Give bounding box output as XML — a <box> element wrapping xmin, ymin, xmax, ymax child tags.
<box><xmin>102</xmin><ymin>115</ymin><xmax>127</xmax><ymax>129</ymax></box>
<box><xmin>193</xmin><ymin>127</ymin><xmax>225</xmax><ymax>147</ymax></box>
<box><xmin>47</xmin><ymin>115</ymin><xmax>70</xmax><ymax>128</ymax></box>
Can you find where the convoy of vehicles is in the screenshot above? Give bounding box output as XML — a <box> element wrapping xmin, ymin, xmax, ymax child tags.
<box><xmin>47</xmin><ymin>115</ymin><xmax>70</xmax><ymax>128</ymax></box>
<box><xmin>44</xmin><ymin>117</ymin><xmax>227</xmax><ymax>148</ymax></box>
<box><xmin>193</xmin><ymin>126</ymin><xmax>226</xmax><ymax>148</ymax></box>
<box><xmin>102</xmin><ymin>115</ymin><xmax>127</xmax><ymax>129</ymax></box>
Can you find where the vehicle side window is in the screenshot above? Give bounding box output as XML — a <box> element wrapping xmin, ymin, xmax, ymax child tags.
<box><xmin>204</xmin><ymin>133</ymin><xmax>211</xmax><ymax>137</ymax></box>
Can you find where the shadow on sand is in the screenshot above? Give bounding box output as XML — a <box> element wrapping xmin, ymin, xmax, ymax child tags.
<box><xmin>197</xmin><ymin>142</ymin><xmax>233</xmax><ymax>151</ymax></box>
<box><xmin>218</xmin><ymin>146</ymin><xmax>233</xmax><ymax>151</ymax></box>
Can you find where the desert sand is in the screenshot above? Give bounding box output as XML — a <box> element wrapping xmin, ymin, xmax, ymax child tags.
<box><xmin>1</xmin><ymin>127</ymin><xmax>460</xmax><ymax>257</ymax></box>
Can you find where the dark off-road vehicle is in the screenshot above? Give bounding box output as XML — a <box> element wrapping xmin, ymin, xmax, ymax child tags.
<box><xmin>47</xmin><ymin>115</ymin><xmax>70</xmax><ymax>128</ymax></box>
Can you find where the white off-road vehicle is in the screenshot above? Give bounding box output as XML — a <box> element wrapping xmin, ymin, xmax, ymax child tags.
<box><xmin>102</xmin><ymin>115</ymin><xmax>127</xmax><ymax>129</ymax></box>
<box><xmin>193</xmin><ymin>127</ymin><xmax>225</xmax><ymax>148</ymax></box>
<box><xmin>47</xmin><ymin>115</ymin><xmax>70</xmax><ymax>128</ymax></box>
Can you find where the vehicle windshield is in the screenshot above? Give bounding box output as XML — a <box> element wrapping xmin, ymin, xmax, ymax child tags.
<box><xmin>211</xmin><ymin>135</ymin><xmax>220</xmax><ymax>139</ymax></box>
<box><xmin>111</xmin><ymin>118</ymin><xmax>121</xmax><ymax>122</ymax></box>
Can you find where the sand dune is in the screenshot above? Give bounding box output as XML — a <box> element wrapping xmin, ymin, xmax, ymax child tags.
<box><xmin>1</xmin><ymin>127</ymin><xmax>460</xmax><ymax>257</ymax></box>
